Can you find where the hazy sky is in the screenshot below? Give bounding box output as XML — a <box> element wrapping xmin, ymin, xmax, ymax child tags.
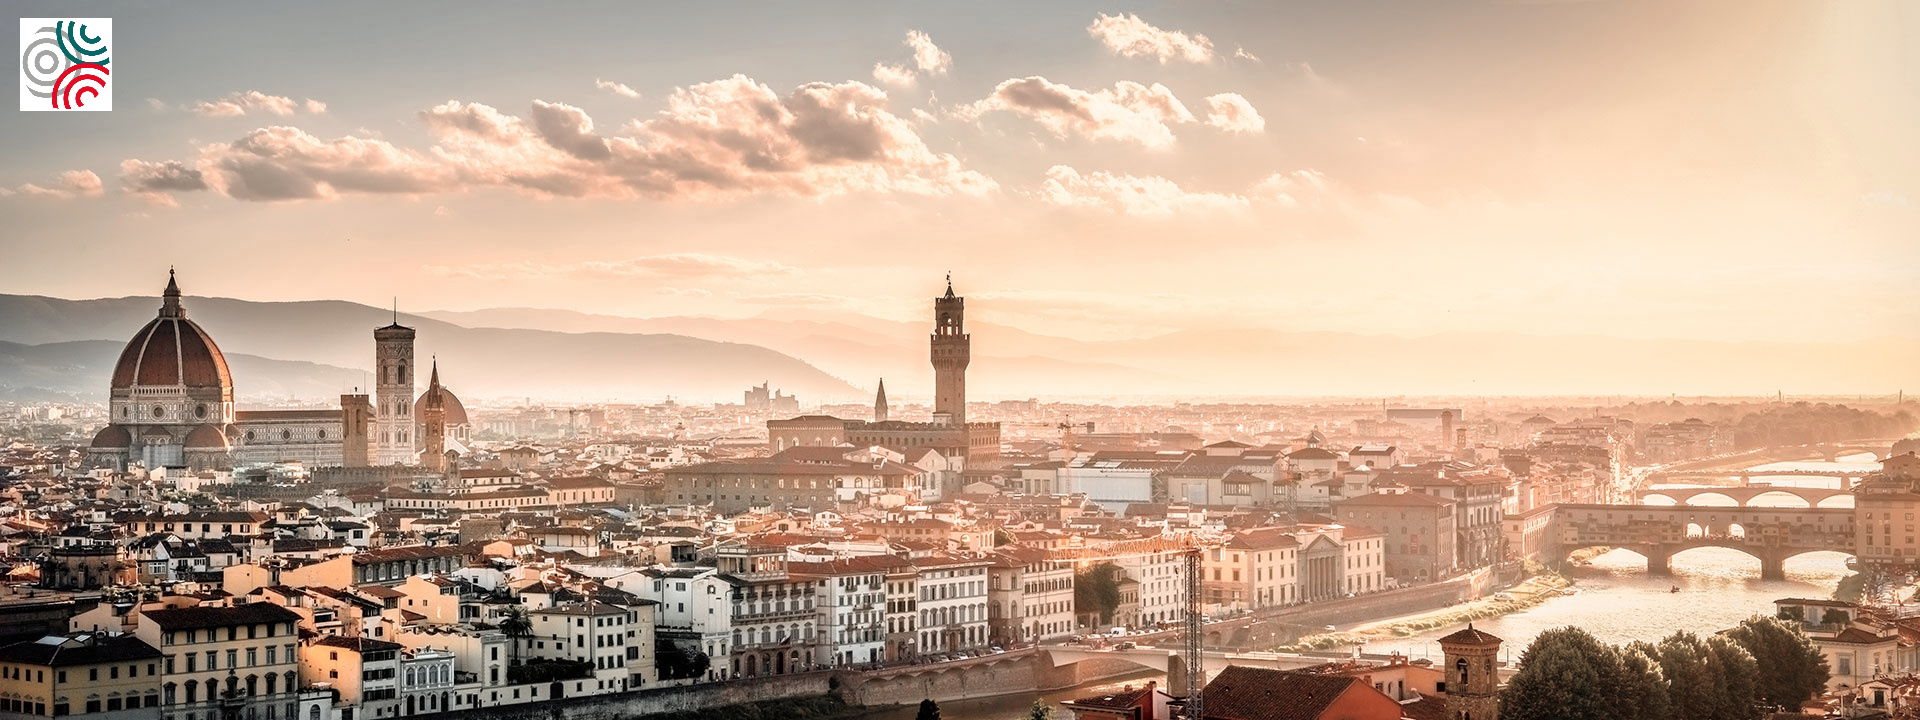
<box><xmin>3</xmin><ymin>1</ymin><xmax>1916</xmax><ymax>343</ymax></box>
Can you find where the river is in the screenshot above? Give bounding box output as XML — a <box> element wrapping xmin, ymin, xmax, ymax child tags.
<box><xmin>901</xmin><ymin>453</ymin><xmax>1880</xmax><ymax>719</ymax></box>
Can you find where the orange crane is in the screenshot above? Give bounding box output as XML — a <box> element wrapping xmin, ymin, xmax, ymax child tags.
<box><xmin>1054</xmin><ymin>534</ymin><xmax>1213</xmax><ymax>720</ymax></box>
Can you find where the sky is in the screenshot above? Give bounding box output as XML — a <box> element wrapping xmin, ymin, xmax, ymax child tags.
<box><xmin>3</xmin><ymin>0</ymin><xmax>1916</xmax><ymax>343</ymax></box>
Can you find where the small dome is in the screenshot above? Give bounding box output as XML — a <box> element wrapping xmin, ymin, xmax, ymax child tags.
<box><xmin>184</xmin><ymin>424</ymin><xmax>230</xmax><ymax>450</ymax></box>
<box><xmin>90</xmin><ymin>425</ymin><xmax>131</xmax><ymax>449</ymax></box>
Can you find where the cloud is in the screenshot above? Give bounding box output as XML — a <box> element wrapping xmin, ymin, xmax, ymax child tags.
<box><xmin>0</xmin><ymin>170</ymin><xmax>103</xmax><ymax>199</ymax></box>
<box><xmin>128</xmin><ymin>75</ymin><xmax>996</xmax><ymax>203</ymax></box>
<box><xmin>1862</xmin><ymin>191</ymin><xmax>1910</xmax><ymax>207</ymax></box>
<box><xmin>1038</xmin><ymin>165</ymin><xmax>1247</xmax><ymax>216</ymax></box>
<box><xmin>968</xmin><ymin>76</ymin><xmax>1194</xmax><ymax>148</ymax></box>
<box><xmin>119</xmin><ymin>160</ymin><xmax>208</xmax><ymax>206</ymax></box>
<box><xmin>1203</xmin><ymin>93</ymin><xmax>1265</xmax><ymax>133</ymax></box>
<box><xmin>595</xmin><ymin>79</ymin><xmax>641</xmax><ymax>99</ymax></box>
<box><xmin>906</xmin><ymin>31</ymin><xmax>951</xmax><ymax>75</ymax></box>
<box><xmin>428</xmin><ymin>253</ymin><xmax>798</xmax><ymax>281</ymax></box>
<box><xmin>197</xmin><ymin>126</ymin><xmax>454</xmax><ymax>201</ymax></box>
<box><xmin>188</xmin><ymin>91</ymin><xmax>326</xmax><ymax>117</ymax></box>
<box><xmin>1234</xmin><ymin>47</ymin><xmax>1261</xmax><ymax>63</ymax></box>
<box><xmin>1087</xmin><ymin>13</ymin><xmax>1214</xmax><ymax>64</ymax></box>
<box><xmin>872</xmin><ymin>63</ymin><xmax>915</xmax><ymax>87</ymax></box>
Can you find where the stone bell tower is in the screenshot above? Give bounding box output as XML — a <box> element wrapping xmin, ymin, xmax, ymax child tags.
<box><xmin>1440</xmin><ymin>624</ymin><xmax>1502</xmax><ymax>720</ymax></box>
<box><xmin>930</xmin><ymin>275</ymin><xmax>969</xmax><ymax>427</ymax></box>
<box><xmin>373</xmin><ymin>312</ymin><xmax>416</xmax><ymax>465</ymax></box>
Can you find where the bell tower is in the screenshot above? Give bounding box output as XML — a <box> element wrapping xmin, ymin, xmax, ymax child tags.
<box><xmin>1440</xmin><ymin>624</ymin><xmax>1502</xmax><ymax>720</ymax></box>
<box><xmin>930</xmin><ymin>275</ymin><xmax>969</xmax><ymax>427</ymax></box>
<box><xmin>874</xmin><ymin>378</ymin><xmax>889</xmax><ymax>423</ymax></box>
<box><xmin>421</xmin><ymin>359</ymin><xmax>447</xmax><ymax>472</ymax></box>
<box><xmin>373</xmin><ymin>311</ymin><xmax>416</xmax><ymax>465</ymax></box>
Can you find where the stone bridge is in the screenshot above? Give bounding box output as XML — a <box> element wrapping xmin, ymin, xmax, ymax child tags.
<box><xmin>1649</xmin><ymin>469</ymin><xmax>1866</xmax><ymax>486</ymax></box>
<box><xmin>1553</xmin><ymin>503</ymin><xmax>1856</xmax><ymax>580</ymax></box>
<box><xmin>1638</xmin><ymin>485</ymin><xmax>1855</xmax><ymax>508</ymax></box>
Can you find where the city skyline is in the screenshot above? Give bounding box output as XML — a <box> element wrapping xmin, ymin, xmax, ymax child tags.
<box><xmin>2</xmin><ymin>1</ymin><xmax>1915</xmax><ymax>346</ymax></box>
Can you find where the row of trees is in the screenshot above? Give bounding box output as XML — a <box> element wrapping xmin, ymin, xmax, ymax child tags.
<box><xmin>1501</xmin><ymin>617</ymin><xmax>1829</xmax><ymax>720</ymax></box>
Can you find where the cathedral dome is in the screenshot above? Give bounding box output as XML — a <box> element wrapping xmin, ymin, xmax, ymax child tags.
<box><xmin>414</xmin><ymin>385</ymin><xmax>468</xmax><ymax>425</ymax></box>
<box><xmin>109</xmin><ymin>272</ymin><xmax>233</xmax><ymax>393</ymax></box>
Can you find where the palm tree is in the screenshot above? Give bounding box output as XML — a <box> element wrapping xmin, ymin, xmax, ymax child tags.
<box><xmin>498</xmin><ymin>605</ymin><xmax>532</xmax><ymax>666</ymax></box>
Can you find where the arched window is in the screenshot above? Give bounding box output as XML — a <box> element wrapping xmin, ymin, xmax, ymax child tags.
<box><xmin>310</xmin><ymin>706</ymin><xmax>321</xmax><ymax>720</ymax></box>
<box><xmin>1456</xmin><ymin>657</ymin><xmax>1469</xmax><ymax>686</ymax></box>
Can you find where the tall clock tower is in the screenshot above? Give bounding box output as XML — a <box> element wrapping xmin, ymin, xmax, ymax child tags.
<box><xmin>930</xmin><ymin>276</ymin><xmax>969</xmax><ymax>427</ymax></box>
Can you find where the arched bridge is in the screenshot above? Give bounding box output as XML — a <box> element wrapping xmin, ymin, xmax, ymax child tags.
<box><xmin>1554</xmin><ymin>503</ymin><xmax>1855</xmax><ymax>580</ymax></box>
<box><xmin>1649</xmin><ymin>469</ymin><xmax>1867</xmax><ymax>486</ymax></box>
<box><xmin>1638</xmin><ymin>486</ymin><xmax>1855</xmax><ymax>508</ymax></box>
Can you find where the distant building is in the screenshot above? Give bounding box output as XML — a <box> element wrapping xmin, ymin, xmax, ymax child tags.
<box><xmin>768</xmin><ymin>279</ymin><xmax>1000</xmax><ymax>463</ymax></box>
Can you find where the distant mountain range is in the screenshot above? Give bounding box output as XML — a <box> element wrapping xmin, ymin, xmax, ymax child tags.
<box><xmin>417</xmin><ymin>307</ymin><xmax>1920</xmax><ymax>399</ymax></box>
<box><xmin>2</xmin><ymin>293</ymin><xmax>1912</xmax><ymax>404</ymax></box>
<box><xmin>0</xmin><ymin>295</ymin><xmax>862</xmax><ymax>403</ymax></box>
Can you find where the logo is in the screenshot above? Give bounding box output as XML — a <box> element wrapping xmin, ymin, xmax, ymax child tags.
<box><xmin>19</xmin><ymin>18</ymin><xmax>111</xmax><ymax>111</ymax></box>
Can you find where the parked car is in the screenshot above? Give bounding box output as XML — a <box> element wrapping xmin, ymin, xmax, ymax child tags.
<box><xmin>1115</xmin><ymin>641</ymin><xmax>1137</xmax><ymax>651</ymax></box>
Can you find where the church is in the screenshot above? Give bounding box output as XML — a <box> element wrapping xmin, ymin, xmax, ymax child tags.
<box><xmin>87</xmin><ymin>271</ymin><xmax>470</xmax><ymax>472</ymax></box>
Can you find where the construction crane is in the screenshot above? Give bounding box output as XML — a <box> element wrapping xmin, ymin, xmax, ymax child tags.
<box><xmin>1053</xmin><ymin>534</ymin><xmax>1212</xmax><ymax>720</ymax></box>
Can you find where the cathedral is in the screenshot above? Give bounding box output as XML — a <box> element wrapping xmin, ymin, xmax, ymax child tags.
<box><xmin>87</xmin><ymin>271</ymin><xmax>470</xmax><ymax>472</ymax></box>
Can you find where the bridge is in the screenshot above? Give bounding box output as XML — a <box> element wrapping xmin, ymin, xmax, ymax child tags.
<box><xmin>1649</xmin><ymin>469</ymin><xmax>1868</xmax><ymax>486</ymax></box>
<box><xmin>1554</xmin><ymin>503</ymin><xmax>1856</xmax><ymax>580</ymax></box>
<box><xmin>1038</xmin><ymin>647</ymin><xmax>1522</xmax><ymax>687</ymax></box>
<box><xmin>1638</xmin><ymin>485</ymin><xmax>1855</xmax><ymax>508</ymax></box>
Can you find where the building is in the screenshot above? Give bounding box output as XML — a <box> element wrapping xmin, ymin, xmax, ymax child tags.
<box><xmin>527</xmin><ymin>600</ymin><xmax>656</xmax><ymax>692</ymax></box>
<box><xmin>299</xmin><ymin>636</ymin><xmax>402</xmax><ymax>720</ymax></box>
<box><xmin>911</xmin><ymin>553</ymin><xmax>990</xmax><ymax>655</ymax></box>
<box><xmin>85</xmin><ymin>273</ymin><xmax>460</xmax><ymax>474</ymax></box>
<box><xmin>1439</xmin><ymin>625</ymin><xmax>1502</xmax><ymax>720</ymax></box>
<box><xmin>662</xmin><ymin>448</ymin><xmax>914</xmax><ymax>514</ymax></box>
<box><xmin>372</xmin><ymin>320</ymin><xmax>416</xmax><ymax>466</ymax></box>
<box><xmin>768</xmin><ymin>280</ymin><xmax>1001</xmax><ymax>463</ymax></box>
<box><xmin>1854</xmin><ymin>453</ymin><xmax>1920</xmax><ymax>570</ymax></box>
<box><xmin>712</xmin><ymin>545</ymin><xmax>819</xmax><ymax>678</ymax></box>
<box><xmin>1335</xmin><ymin>489</ymin><xmax>1458</xmax><ymax>585</ymax></box>
<box><xmin>1061</xmin><ymin>680</ymin><xmax>1173</xmax><ymax>720</ymax></box>
<box><xmin>135</xmin><ymin>603</ymin><xmax>304</xmax><ymax>720</ymax></box>
<box><xmin>1187</xmin><ymin>666</ymin><xmax>1406</xmax><ymax>720</ymax></box>
<box><xmin>788</xmin><ymin>556</ymin><xmax>903</xmax><ymax>667</ymax></box>
<box><xmin>0</xmin><ymin>633</ymin><xmax>164</xmax><ymax>720</ymax></box>
<box><xmin>987</xmin><ymin>547</ymin><xmax>1075</xmax><ymax>645</ymax></box>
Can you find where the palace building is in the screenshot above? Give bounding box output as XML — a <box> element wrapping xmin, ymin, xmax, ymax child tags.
<box><xmin>767</xmin><ymin>278</ymin><xmax>1001</xmax><ymax>462</ymax></box>
<box><xmin>87</xmin><ymin>271</ymin><xmax>466</xmax><ymax>472</ymax></box>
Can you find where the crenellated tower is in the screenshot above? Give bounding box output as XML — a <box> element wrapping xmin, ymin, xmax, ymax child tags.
<box><xmin>930</xmin><ymin>276</ymin><xmax>969</xmax><ymax>427</ymax></box>
<box><xmin>373</xmin><ymin>315</ymin><xmax>416</xmax><ymax>465</ymax></box>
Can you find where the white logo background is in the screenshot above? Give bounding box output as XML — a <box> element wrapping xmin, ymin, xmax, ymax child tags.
<box><xmin>19</xmin><ymin>18</ymin><xmax>112</xmax><ymax>112</ymax></box>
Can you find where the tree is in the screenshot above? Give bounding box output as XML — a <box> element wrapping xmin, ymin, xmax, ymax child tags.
<box><xmin>916</xmin><ymin>698</ymin><xmax>942</xmax><ymax>720</ymax></box>
<box><xmin>1657</xmin><ymin>632</ymin><xmax>1719</xmax><ymax>720</ymax></box>
<box><xmin>1703</xmin><ymin>635</ymin><xmax>1759</xmax><ymax>720</ymax></box>
<box><xmin>1726</xmin><ymin>615</ymin><xmax>1829</xmax><ymax>712</ymax></box>
<box><xmin>1618</xmin><ymin>643</ymin><xmax>1672</xmax><ymax>720</ymax></box>
<box><xmin>497</xmin><ymin>605</ymin><xmax>533</xmax><ymax>666</ymax></box>
<box><xmin>1024</xmin><ymin>699</ymin><xmax>1054</xmax><ymax>720</ymax></box>
<box><xmin>1498</xmin><ymin>627</ymin><xmax>1626</xmax><ymax>720</ymax></box>
<box><xmin>1074</xmin><ymin>563</ymin><xmax>1123</xmax><ymax>626</ymax></box>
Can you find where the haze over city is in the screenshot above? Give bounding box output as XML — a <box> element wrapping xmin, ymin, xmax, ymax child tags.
<box><xmin>4</xmin><ymin>4</ymin><xmax>1920</xmax><ymax>720</ymax></box>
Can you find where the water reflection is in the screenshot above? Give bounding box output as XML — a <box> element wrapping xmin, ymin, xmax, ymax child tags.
<box><xmin>1358</xmin><ymin>547</ymin><xmax>1849</xmax><ymax>661</ymax></box>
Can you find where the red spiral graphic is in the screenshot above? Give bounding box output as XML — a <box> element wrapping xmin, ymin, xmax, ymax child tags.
<box><xmin>52</xmin><ymin>62</ymin><xmax>109</xmax><ymax>110</ymax></box>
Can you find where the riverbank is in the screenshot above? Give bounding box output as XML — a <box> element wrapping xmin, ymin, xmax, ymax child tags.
<box><xmin>1272</xmin><ymin>570</ymin><xmax>1572</xmax><ymax>652</ymax></box>
<box><xmin>637</xmin><ymin>696</ymin><xmax>900</xmax><ymax>720</ymax></box>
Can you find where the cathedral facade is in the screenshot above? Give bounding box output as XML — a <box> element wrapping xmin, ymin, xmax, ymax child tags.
<box><xmin>87</xmin><ymin>272</ymin><xmax>466</xmax><ymax>473</ymax></box>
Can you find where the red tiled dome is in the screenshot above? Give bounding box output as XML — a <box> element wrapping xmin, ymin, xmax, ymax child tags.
<box><xmin>109</xmin><ymin>273</ymin><xmax>232</xmax><ymax>392</ymax></box>
<box><xmin>414</xmin><ymin>386</ymin><xmax>468</xmax><ymax>425</ymax></box>
<box><xmin>183</xmin><ymin>423</ymin><xmax>230</xmax><ymax>450</ymax></box>
<box><xmin>90</xmin><ymin>424</ymin><xmax>131</xmax><ymax>448</ymax></box>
